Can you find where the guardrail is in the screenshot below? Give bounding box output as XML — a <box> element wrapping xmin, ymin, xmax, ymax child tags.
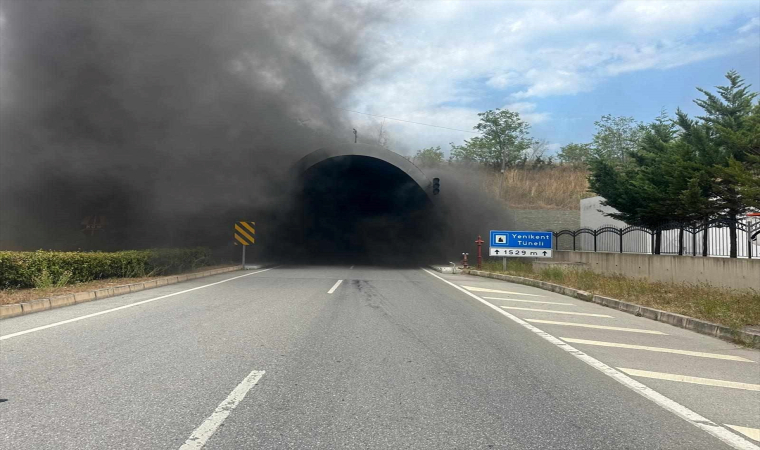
<box><xmin>552</xmin><ymin>217</ymin><xmax>760</xmax><ymax>259</ymax></box>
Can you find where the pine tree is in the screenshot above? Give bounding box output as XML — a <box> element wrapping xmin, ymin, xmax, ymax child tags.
<box><xmin>682</xmin><ymin>71</ymin><xmax>759</xmax><ymax>257</ymax></box>
<box><xmin>589</xmin><ymin>111</ymin><xmax>715</xmax><ymax>254</ymax></box>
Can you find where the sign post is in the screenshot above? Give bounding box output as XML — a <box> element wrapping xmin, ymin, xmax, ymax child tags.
<box><xmin>489</xmin><ymin>230</ymin><xmax>554</xmax><ymax>258</ymax></box>
<box><xmin>234</xmin><ymin>221</ymin><xmax>256</xmax><ymax>268</ymax></box>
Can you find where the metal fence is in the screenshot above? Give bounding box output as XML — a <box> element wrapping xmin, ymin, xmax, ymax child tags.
<box><xmin>553</xmin><ymin>217</ymin><xmax>760</xmax><ymax>259</ymax></box>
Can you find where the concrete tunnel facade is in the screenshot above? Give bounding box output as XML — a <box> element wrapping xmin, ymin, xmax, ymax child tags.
<box><xmin>293</xmin><ymin>143</ymin><xmax>435</xmax><ymax>198</ymax></box>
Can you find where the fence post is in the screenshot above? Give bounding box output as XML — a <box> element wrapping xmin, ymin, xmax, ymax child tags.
<box><xmin>573</xmin><ymin>233</ymin><xmax>576</xmax><ymax>251</ymax></box>
<box><xmin>651</xmin><ymin>230</ymin><xmax>655</xmax><ymax>255</ymax></box>
<box><xmin>678</xmin><ymin>227</ymin><xmax>684</xmax><ymax>256</ymax></box>
<box><xmin>692</xmin><ymin>230</ymin><xmax>697</xmax><ymax>257</ymax></box>
<box><xmin>593</xmin><ymin>231</ymin><xmax>597</xmax><ymax>252</ymax></box>
<box><xmin>749</xmin><ymin>232</ymin><xmax>753</xmax><ymax>260</ymax></box>
<box><xmin>619</xmin><ymin>228</ymin><xmax>623</xmax><ymax>253</ymax></box>
<box><xmin>703</xmin><ymin>221</ymin><xmax>709</xmax><ymax>257</ymax></box>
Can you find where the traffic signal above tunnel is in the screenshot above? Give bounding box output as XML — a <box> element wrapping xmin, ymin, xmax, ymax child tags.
<box><xmin>433</xmin><ymin>178</ymin><xmax>440</xmax><ymax>195</ymax></box>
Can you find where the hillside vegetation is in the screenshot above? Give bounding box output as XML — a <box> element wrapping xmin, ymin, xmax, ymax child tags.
<box><xmin>483</xmin><ymin>166</ymin><xmax>590</xmax><ymax>210</ymax></box>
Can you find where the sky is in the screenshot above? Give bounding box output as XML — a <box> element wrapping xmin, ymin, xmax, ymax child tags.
<box><xmin>344</xmin><ymin>0</ymin><xmax>760</xmax><ymax>157</ymax></box>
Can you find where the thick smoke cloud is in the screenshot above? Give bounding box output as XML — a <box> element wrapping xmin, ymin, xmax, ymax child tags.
<box><xmin>0</xmin><ymin>0</ymin><xmax>512</xmax><ymax>264</ymax></box>
<box><xmin>0</xmin><ymin>0</ymin><xmax>381</xmax><ymax>252</ymax></box>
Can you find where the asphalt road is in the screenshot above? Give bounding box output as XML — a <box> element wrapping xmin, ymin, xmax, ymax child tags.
<box><xmin>1</xmin><ymin>265</ymin><xmax>758</xmax><ymax>449</ymax></box>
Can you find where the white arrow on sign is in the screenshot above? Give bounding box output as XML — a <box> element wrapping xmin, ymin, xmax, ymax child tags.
<box><xmin>489</xmin><ymin>248</ymin><xmax>552</xmax><ymax>258</ymax></box>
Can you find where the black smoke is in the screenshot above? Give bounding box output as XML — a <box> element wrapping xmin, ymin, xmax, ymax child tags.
<box><xmin>0</xmin><ymin>1</ymin><xmax>378</xmax><ymax>250</ymax></box>
<box><xmin>0</xmin><ymin>0</ymin><xmax>512</xmax><ymax>264</ymax></box>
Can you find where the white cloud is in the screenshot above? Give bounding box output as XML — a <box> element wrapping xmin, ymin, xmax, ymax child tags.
<box><xmin>503</xmin><ymin>102</ymin><xmax>550</xmax><ymax>125</ymax></box>
<box><xmin>345</xmin><ymin>0</ymin><xmax>759</xmax><ymax>152</ymax></box>
<box><xmin>738</xmin><ymin>17</ymin><xmax>760</xmax><ymax>33</ymax></box>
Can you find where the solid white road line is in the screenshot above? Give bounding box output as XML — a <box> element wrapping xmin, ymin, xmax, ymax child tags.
<box><xmin>328</xmin><ymin>279</ymin><xmax>343</xmax><ymax>294</ymax></box>
<box><xmin>618</xmin><ymin>368</ymin><xmax>760</xmax><ymax>391</ymax></box>
<box><xmin>461</xmin><ymin>286</ymin><xmax>543</xmax><ymax>297</ymax></box>
<box><xmin>561</xmin><ymin>337</ymin><xmax>754</xmax><ymax>362</ymax></box>
<box><xmin>179</xmin><ymin>369</ymin><xmax>265</xmax><ymax>450</ymax></box>
<box><xmin>421</xmin><ymin>268</ymin><xmax>759</xmax><ymax>450</ymax></box>
<box><xmin>525</xmin><ymin>319</ymin><xmax>667</xmax><ymax>335</ymax></box>
<box><xmin>500</xmin><ymin>306</ymin><xmax>613</xmax><ymax>318</ymax></box>
<box><xmin>727</xmin><ymin>426</ymin><xmax>760</xmax><ymax>442</ymax></box>
<box><xmin>483</xmin><ymin>296</ymin><xmax>573</xmax><ymax>306</ymax></box>
<box><xmin>0</xmin><ymin>268</ymin><xmax>276</xmax><ymax>341</ymax></box>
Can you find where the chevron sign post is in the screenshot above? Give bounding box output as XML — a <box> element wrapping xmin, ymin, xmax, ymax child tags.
<box><xmin>234</xmin><ymin>221</ymin><xmax>256</xmax><ymax>267</ymax></box>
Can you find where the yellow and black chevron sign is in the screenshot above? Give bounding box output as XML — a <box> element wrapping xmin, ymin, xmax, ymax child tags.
<box><xmin>234</xmin><ymin>221</ymin><xmax>255</xmax><ymax>246</ymax></box>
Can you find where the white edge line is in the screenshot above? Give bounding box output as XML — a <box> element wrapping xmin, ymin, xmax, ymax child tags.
<box><xmin>179</xmin><ymin>369</ymin><xmax>265</xmax><ymax>450</ymax></box>
<box><xmin>561</xmin><ymin>337</ymin><xmax>753</xmax><ymax>362</ymax></box>
<box><xmin>482</xmin><ymin>296</ymin><xmax>574</xmax><ymax>306</ymax></box>
<box><xmin>328</xmin><ymin>279</ymin><xmax>343</xmax><ymax>294</ymax></box>
<box><xmin>726</xmin><ymin>425</ymin><xmax>760</xmax><ymax>443</ymax></box>
<box><xmin>420</xmin><ymin>268</ymin><xmax>759</xmax><ymax>450</ymax></box>
<box><xmin>1</xmin><ymin>268</ymin><xmax>276</xmax><ymax>341</ymax></box>
<box><xmin>524</xmin><ymin>319</ymin><xmax>667</xmax><ymax>335</ymax></box>
<box><xmin>617</xmin><ymin>368</ymin><xmax>760</xmax><ymax>391</ymax></box>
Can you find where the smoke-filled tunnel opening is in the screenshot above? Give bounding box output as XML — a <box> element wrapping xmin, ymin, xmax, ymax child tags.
<box><xmin>288</xmin><ymin>155</ymin><xmax>442</xmax><ymax>265</ymax></box>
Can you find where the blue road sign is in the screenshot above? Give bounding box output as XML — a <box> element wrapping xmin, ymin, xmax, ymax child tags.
<box><xmin>490</xmin><ymin>230</ymin><xmax>554</xmax><ymax>258</ymax></box>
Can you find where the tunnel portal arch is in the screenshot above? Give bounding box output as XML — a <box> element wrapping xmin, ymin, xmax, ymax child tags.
<box><xmin>287</xmin><ymin>143</ymin><xmax>441</xmax><ymax>264</ymax></box>
<box><xmin>293</xmin><ymin>143</ymin><xmax>434</xmax><ymax>198</ymax></box>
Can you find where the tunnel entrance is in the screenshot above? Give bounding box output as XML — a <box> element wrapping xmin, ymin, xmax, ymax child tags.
<box><xmin>293</xmin><ymin>154</ymin><xmax>439</xmax><ymax>265</ymax></box>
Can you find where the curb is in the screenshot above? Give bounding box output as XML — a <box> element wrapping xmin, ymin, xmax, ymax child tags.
<box><xmin>0</xmin><ymin>266</ymin><xmax>244</xmax><ymax>320</ymax></box>
<box><xmin>428</xmin><ymin>265</ymin><xmax>456</xmax><ymax>274</ymax></box>
<box><xmin>462</xmin><ymin>269</ymin><xmax>760</xmax><ymax>349</ymax></box>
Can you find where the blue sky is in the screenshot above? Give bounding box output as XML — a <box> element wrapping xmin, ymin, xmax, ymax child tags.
<box><xmin>345</xmin><ymin>0</ymin><xmax>760</xmax><ymax>156</ymax></box>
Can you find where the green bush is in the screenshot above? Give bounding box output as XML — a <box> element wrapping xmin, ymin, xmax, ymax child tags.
<box><xmin>0</xmin><ymin>248</ymin><xmax>211</xmax><ymax>289</ymax></box>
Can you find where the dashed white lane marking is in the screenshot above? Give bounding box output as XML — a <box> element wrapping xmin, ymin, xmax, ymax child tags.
<box><xmin>0</xmin><ymin>268</ymin><xmax>276</xmax><ymax>341</ymax></box>
<box><xmin>525</xmin><ymin>319</ymin><xmax>667</xmax><ymax>335</ymax></box>
<box><xmin>483</xmin><ymin>296</ymin><xmax>573</xmax><ymax>306</ymax></box>
<box><xmin>727</xmin><ymin>426</ymin><xmax>760</xmax><ymax>442</ymax></box>
<box><xmin>179</xmin><ymin>369</ymin><xmax>265</xmax><ymax>449</ymax></box>
<box><xmin>618</xmin><ymin>368</ymin><xmax>760</xmax><ymax>391</ymax></box>
<box><xmin>350</xmin><ymin>265</ymin><xmax>354</xmax><ymax>270</ymax></box>
<box><xmin>421</xmin><ymin>268</ymin><xmax>760</xmax><ymax>450</ymax></box>
<box><xmin>562</xmin><ymin>338</ymin><xmax>754</xmax><ymax>362</ymax></box>
<box><xmin>461</xmin><ymin>286</ymin><xmax>543</xmax><ymax>297</ymax></box>
<box><xmin>501</xmin><ymin>306</ymin><xmax>613</xmax><ymax>318</ymax></box>
<box><xmin>327</xmin><ymin>279</ymin><xmax>343</xmax><ymax>294</ymax></box>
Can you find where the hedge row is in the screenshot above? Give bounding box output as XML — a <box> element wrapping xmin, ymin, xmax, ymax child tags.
<box><xmin>0</xmin><ymin>248</ymin><xmax>211</xmax><ymax>289</ymax></box>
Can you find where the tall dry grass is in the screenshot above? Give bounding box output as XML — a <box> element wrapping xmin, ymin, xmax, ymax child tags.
<box><xmin>480</xmin><ymin>166</ymin><xmax>591</xmax><ymax>210</ymax></box>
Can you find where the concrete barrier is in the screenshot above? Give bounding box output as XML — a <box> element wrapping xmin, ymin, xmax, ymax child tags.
<box><xmin>548</xmin><ymin>251</ymin><xmax>760</xmax><ymax>291</ymax></box>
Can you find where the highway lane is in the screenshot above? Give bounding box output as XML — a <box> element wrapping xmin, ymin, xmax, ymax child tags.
<box><xmin>0</xmin><ymin>265</ymin><xmax>756</xmax><ymax>449</ymax></box>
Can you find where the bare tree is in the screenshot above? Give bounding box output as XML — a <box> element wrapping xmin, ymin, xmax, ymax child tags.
<box><xmin>527</xmin><ymin>138</ymin><xmax>549</xmax><ymax>161</ymax></box>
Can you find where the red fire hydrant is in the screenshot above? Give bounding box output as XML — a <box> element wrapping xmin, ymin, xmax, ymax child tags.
<box><xmin>475</xmin><ymin>235</ymin><xmax>484</xmax><ymax>269</ymax></box>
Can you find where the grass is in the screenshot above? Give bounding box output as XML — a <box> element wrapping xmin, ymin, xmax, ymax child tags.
<box><xmin>481</xmin><ymin>259</ymin><xmax>760</xmax><ymax>331</ymax></box>
<box><xmin>481</xmin><ymin>166</ymin><xmax>591</xmax><ymax>210</ymax></box>
<box><xmin>0</xmin><ymin>264</ymin><xmax>236</xmax><ymax>306</ymax></box>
